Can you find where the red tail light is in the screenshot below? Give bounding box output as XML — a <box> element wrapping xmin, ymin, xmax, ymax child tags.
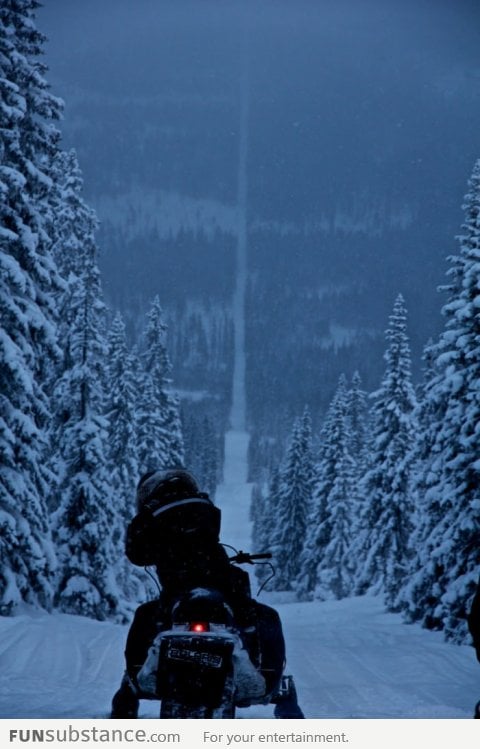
<box><xmin>189</xmin><ymin>622</ymin><xmax>209</xmax><ymax>633</ymax></box>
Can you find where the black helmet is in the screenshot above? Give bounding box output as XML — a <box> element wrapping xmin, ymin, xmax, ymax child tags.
<box><xmin>137</xmin><ymin>468</ymin><xmax>221</xmax><ymax>545</ymax></box>
<box><xmin>128</xmin><ymin>467</ymin><xmax>221</xmax><ymax>567</ymax></box>
<box><xmin>136</xmin><ymin>468</ymin><xmax>201</xmax><ymax>512</ymax></box>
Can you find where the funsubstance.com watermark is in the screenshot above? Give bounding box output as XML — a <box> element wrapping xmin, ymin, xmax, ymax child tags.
<box><xmin>8</xmin><ymin>726</ymin><xmax>181</xmax><ymax>743</ymax></box>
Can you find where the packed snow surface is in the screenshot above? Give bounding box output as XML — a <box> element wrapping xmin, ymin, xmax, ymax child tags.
<box><xmin>217</xmin><ymin>430</ymin><xmax>252</xmax><ymax>550</ymax></box>
<box><xmin>1</xmin><ymin>429</ymin><xmax>478</xmax><ymax>719</ymax></box>
<box><xmin>0</xmin><ymin>594</ymin><xmax>478</xmax><ymax>719</ymax></box>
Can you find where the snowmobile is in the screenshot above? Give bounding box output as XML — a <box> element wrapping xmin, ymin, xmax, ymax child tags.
<box><xmin>134</xmin><ymin>551</ymin><xmax>300</xmax><ymax>719</ymax></box>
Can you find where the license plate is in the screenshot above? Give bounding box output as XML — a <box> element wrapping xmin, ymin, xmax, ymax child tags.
<box><xmin>167</xmin><ymin>645</ymin><xmax>223</xmax><ymax>669</ymax></box>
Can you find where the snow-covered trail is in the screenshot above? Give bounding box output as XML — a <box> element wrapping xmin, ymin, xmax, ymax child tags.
<box><xmin>229</xmin><ymin>35</ymin><xmax>249</xmax><ymax>434</ymax></box>
<box><xmin>1</xmin><ymin>441</ymin><xmax>478</xmax><ymax>719</ymax></box>
<box><xmin>0</xmin><ymin>595</ymin><xmax>478</xmax><ymax>718</ymax></box>
<box><xmin>216</xmin><ymin>430</ymin><xmax>252</xmax><ymax>554</ymax></box>
<box><xmin>274</xmin><ymin>595</ymin><xmax>480</xmax><ymax>719</ymax></box>
<box><xmin>214</xmin><ymin>39</ymin><xmax>253</xmax><ymax>563</ymax></box>
<box><xmin>0</xmin><ymin>609</ymin><xmax>125</xmax><ymax>718</ymax></box>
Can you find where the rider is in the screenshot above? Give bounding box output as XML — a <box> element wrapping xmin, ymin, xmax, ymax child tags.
<box><xmin>110</xmin><ymin>467</ymin><xmax>304</xmax><ymax>719</ymax></box>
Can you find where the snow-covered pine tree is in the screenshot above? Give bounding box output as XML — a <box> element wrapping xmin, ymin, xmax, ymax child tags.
<box><xmin>164</xmin><ymin>391</ymin><xmax>185</xmax><ymax>468</ymax></box>
<box><xmin>299</xmin><ymin>406</ymin><xmax>315</xmax><ymax>475</ymax></box>
<box><xmin>314</xmin><ymin>382</ymin><xmax>356</xmax><ymax>601</ymax></box>
<box><xmin>200</xmin><ymin>415</ymin><xmax>218</xmax><ymax>497</ymax></box>
<box><xmin>250</xmin><ymin>480</ymin><xmax>264</xmax><ymax>536</ymax></box>
<box><xmin>136</xmin><ymin>373</ymin><xmax>163</xmax><ymax>475</ymax></box>
<box><xmin>47</xmin><ymin>149</ymin><xmax>96</xmax><ymax>508</ymax></box>
<box><xmin>401</xmin><ymin>161</ymin><xmax>480</xmax><ymax>640</ymax></box>
<box><xmin>399</xmin><ymin>340</ymin><xmax>445</xmax><ymax>626</ymax></box>
<box><xmin>105</xmin><ymin>312</ymin><xmax>147</xmax><ymax>608</ymax></box>
<box><xmin>50</xmin><ymin>150</ymin><xmax>86</xmax><ymax>279</ymax></box>
<box><xmin>255</xmin><ymin>467</ymin><xmax>279</xmax><ymax>554</ymax></box>
<box><xmin>107</xmin><ymin>312</ymin><xmax>139</xmax><ymax>516</ymax></box>
<box><xmin>249</xmin><ymin>481</ymin><xmax>273</xmax><ymax>591</ymax></box>
<box><xmin>354</xmin><ymin>295</ymin><xmax>417</xmax><ymax>610</ymax></box>
<box><xmin>271</xmin><ymin>408</ymin><xmax>314</xmax><ymax>591</ymax></box>
<box><xmin>138</xmin><ymin>297</ymin><xmax>184</xmax><ymax>472</ymax></box>
<box><xmin>253</xmin><ymin>466</ymin><xmax>280</xmax><ymax>590</ymax></box>
<box><xmin>51</xmin><ymin>199</ymin><xmax>122</xmax><ymax>621</ymax></box>
<box><xmin>345</xmin><ymin>371</ymin><xmax>370</xmax><ymax>572</ymax></box>
<box><xmin>347</xmin><ymin>371</ymin><xmax>370</xmax><ymax>479</ymax></box>
<box><xmin>0</xmin><ymin>0</ymin><xmax>63</xmax><ymax>613</ymax></box>
<box><xmin>296</xmin><ymin>378</ymin><xmax>349</xmax><ymax>600</ymax></box>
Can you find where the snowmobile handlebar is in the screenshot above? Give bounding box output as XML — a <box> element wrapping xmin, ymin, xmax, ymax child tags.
<box><xmin>229</xmin><ymin>551</ymin><xmax>272</xmax><ymax>565</ymax></box>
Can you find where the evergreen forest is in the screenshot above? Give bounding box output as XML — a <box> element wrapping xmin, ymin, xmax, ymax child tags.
<box><xmin>1</xmin><ymin>1</ymin><xmax>479</xmax><ymax>647</ymax></box>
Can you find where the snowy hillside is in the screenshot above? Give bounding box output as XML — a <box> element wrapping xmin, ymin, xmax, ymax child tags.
<box><xmin>0</xmin><ymin>594</ymin><xmax>478</xmax><ymax>719</ymax></box>
<box><xmin>96</xmin><ymin>188</ymin><xmax>238</xmax><ymax>243</ymax></box>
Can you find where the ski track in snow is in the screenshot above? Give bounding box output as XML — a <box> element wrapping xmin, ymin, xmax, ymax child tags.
<box><xmin>1</xmin><ymin>593</ymin><xmax>479</xmax><ymax>718</ymax></box>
